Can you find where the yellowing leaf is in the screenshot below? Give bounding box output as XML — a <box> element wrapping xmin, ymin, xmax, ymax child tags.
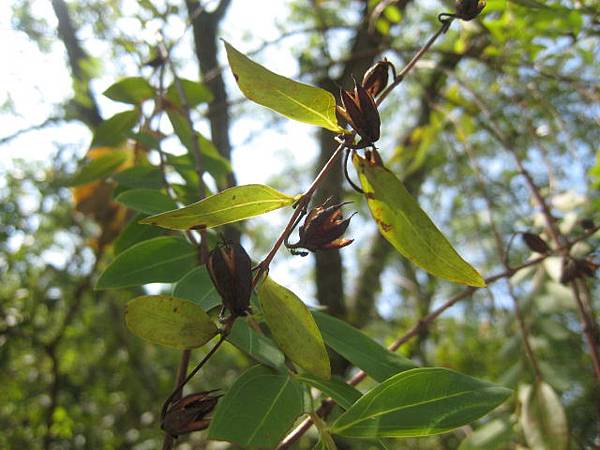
<box><xmin>258</xmin><ymin>277</ymin><xmax>331</xmax><ymax>379</ymax></box>
<box><xmin>125</xmin><ymin>295</ymin><xmax>218</xmax><ymax>349</ymax></box>
<box><xmin>224</xmin><ymin>41</ymin><xmax>344</xmax><ymax>133</ymax></box>
<box><xmin>353</xmin><ymin>152</ymin><xmax>485</xmax><ymax>287</ymax></box>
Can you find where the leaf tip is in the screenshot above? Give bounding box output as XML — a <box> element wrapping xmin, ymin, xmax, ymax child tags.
<box><xmin>467</xmin><ymin>271</ymin><xmax>487</xmax><ymax>288</ymax></box>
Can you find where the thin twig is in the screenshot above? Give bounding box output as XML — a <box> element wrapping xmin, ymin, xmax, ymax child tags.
<box><xmin>453</xmin><ymin>117</ymin><xmax>544</xmax><ymax>381</ymax></box>
<box><xmin>458</xmin><ymin>80</ymin><xmax>600</xmax><ymax>381</ymax></box>
<box><xmin>376</xmin><ymin>17</ymin><xmax>454</xmax><ymax>107</ymax></box>
<box><xmin>161</xmin><ymin>333</ymin><xmax>228</xmax><ymax>420</ymax></box>
<box><xmin>253</xmin><ymin>140</ymin><xmax>348</xmax><ymax>283</ymax></box>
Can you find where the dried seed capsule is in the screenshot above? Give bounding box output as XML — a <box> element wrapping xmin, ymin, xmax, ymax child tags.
<box><xmin>522</xmin><ymin>232</ymin><xmax>550</xmax><ymax>254</ymax></box>
<box><xmin>580</xmin><ymin>218</ymin><xmax>595</xmax><ymax>231</ymax></box>
<box><xmin>207</xmin><ymin>241</ymin><xmax>253</xmax><ymax>318</ymax></box>
<box><xmin>287</xmin><ymin>201</ymin><xmax>354</xmax><ymax>256</ymax></box>
<box><xmin>455</xmin><ymin>0</ymin><xmax>486</xmax><ymax>20</ymax></box>
<box><xmin>355</xmin><ymin>82</ymin><xmax>381</xmax><ymax>144</ymax></box>
<box><xmin>577</xmin><ymin>258</ymin><xmax>599</xmax><ymax>278</ymax></box>
<box><xmin>362</xmin><ymin>59</ymin><xmax>393</xmax><ymax>98</ymax></box>
<box><xmin>337</xmin><ymin>79</ymin><xmax>381</xmax><ymax>148</ymax></box>
<box><xmin>161</xmin><ymin>390</ymin><xmax>221</xmax><ymax>437</ymax></box>
<box><xmin>560</xmin><ymin>258</ymin><xmax>577</xmax><ymax>284</ymax></box>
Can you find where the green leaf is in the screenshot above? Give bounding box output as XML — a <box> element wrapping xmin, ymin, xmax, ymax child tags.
<box><xmin>115</xmin><ymin>189</ymin><xmax>178</xmax><ymax>215</ymax></box>
<box><xmin>69</xmin><ymin>150</ymin><xmax>129</xmax><ymax>186</ymax></box>
<box><xmin>331</xmin><ymin>367</ymin><xmax>511</xmax><ymax>438</ymax></box>
<box><xmin>172</xmin><ymin>266</ymin><xmax>221</xmax><ymax>311</ymax></box>
<box><xmin>519</xmin><ymin>382</ymin><xmax>568</xmax><ymax>450</ymax></box>
<box><xmin>91</xmin><ymin>109</ymin><xmax>140</xmax><ymax>147</ymax></box>
<box><xmin>112</xmin><ymin>166</ymin><xmax>164</xmax><ymax>189</ymax></box>
<box><xmin>113</xmin><ymin>213</ymin><xmax>164</xmax><ymax>255</ymax></box>
<box><xmin>297</xmin><ymin>374</ymin><xmax>361</xmax><ymax>410</ymax></box>
<box><xmin>312</xmin><ymin>311</ymin><xmax>416</xmax><ymax>382</ymax></box>
<box><xmin>96</xmin><ymin>236</ymin><xmax>197</xmax><ymax>289</ymax></box>
<box><xmin>224</xmin><ymin>41</ymin><xmax>344</xmax><ymax>133</ymax></box>
<box><xmin>459</xmin><ymin>418</ymin><xmax>514</xmax><ymax>450</ymax></box>
<box><xmin>208</xmin><ymin>365</ymin><xmax>304</xmax><ymax>448</ymax></box>
<box><xmin>166</xmin><ymin>78</ymin><xmax>213</xmax><ymax>107</ymax></box>
<box><xmin>125</xmin><ymin>295</ymin><xmax>217</xmax><ymax>349</ymax></box>
<box><xmin>103</xmin><ymin>77</ymin><xmax>155</xmax><ymax>104</ymax></box>
<box><xmin>140</xmin><ymin>184</ymin><xmax>298</xmax><ymax>230</ymax></box>
<box><xmin>227</xmin><ymin>319</ymin><xmax>286</xmax><ymax>370</ymax></box>
<box><xmin>258</xmin><ymin>277</ymin><xmax>331</xmax><ymax>379</ymax></box>
<box><xmin>353</xmin><ymin>153</ymin><xmax>485</xmax><ymax>287</ymax></box>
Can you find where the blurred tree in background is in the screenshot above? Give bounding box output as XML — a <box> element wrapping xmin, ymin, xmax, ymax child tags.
<box><xmin>1</xmin><ymin>0</ymin><xmax>599</xmax><ymax>449</ymax></box>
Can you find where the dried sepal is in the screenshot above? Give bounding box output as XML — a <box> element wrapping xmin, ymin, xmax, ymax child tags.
<box><xmin>362</xmin><ymin>58</ymin><xmax>394</xmax><ymax>98</ymax></box>
<box><xmin>337</xmin><ymin>79</ymin><xmax>381</xmax><ymax>148</ymax></box>
<box><xmin>560</xmin><ymin>257</ymin><xmax>599</xmax><ymax>284</ymax></box>
<box><xmin>287</xmin><ymin>201</ymin><xmax>354</xmax><ymax>255</ymax></box>
<box><xmin>207</xmin><ymin>241</ymin><xmax>253</xmax><ymax>318</ymax></box>
<box><xmin>161</xmin><ymin>390</ymin><xmax>222</xmax><ymax>437</ymax></box>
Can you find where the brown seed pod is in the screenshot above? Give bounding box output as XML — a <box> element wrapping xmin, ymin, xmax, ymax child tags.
<box><xmin>287</xmin><ymin>201</ymin><xmax>354</xmax><ymax>256</ymax></box>
<box><xmin>454</xmin><ymin>0</ymin><xmax>486</xmax><ymax>20</ymax></box>
<box><xmin>207</xmin><ymin>241</ymin><xmax>253</xmax><ymax>318</ymax></box>
<box><xmin>560</xmin><ymin>257</ymin><xmax>598</xmax><ymax>284</ymax></box>
<box><xmin>580</xmin><ymin>218</ymin><xmax>595</xmax><ymax>231</ymax></box>
<box><xmin>337</xmin><ymin>79</ymin><xmax>381</xmax><ymax>148</ymax></box>
<box><xmin>560</xmin><ymin>258</ymin><xmax>578</xmax><ymax>284</ymax></box>
<box><xmin>161</xmin><ymin>390</ymin><xmax>221</xmax><ymax>437</ymax></box>
<box><xmin>577</xmin><ymin>258</ymin><xmax>599</xmax><ymax>278</ymax></box>
<box><xmin>362</xmin><ymin>59</ymin><xmax>394</xmax><ymax>98</ymax></box>
<box><xmin>522</xmin><ymin>232</ymin><xmax>551</xmax><ymax>254</ymax></box>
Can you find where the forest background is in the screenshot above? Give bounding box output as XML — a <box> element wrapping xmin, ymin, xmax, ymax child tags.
<box><xmin>1</xmin><ymin>0</ymin><xmax>599</xmax><ymax>449</ymax></box>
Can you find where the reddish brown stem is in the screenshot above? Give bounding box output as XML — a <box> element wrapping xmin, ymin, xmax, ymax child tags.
<box><xmin>253</xmin><ymin>141</ymin><xmax>347</xmax><ymax>285</ymax></box>
<box><xmin>376</xmin><ymin>17</ymin><xmax>453</xmax><ymax>107</ymax></box>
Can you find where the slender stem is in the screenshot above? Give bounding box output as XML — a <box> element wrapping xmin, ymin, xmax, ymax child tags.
<box><xmin>571</xmin><ymin>280</ymin><xmax>600</xmax><ymax>378</ymax></box>
<box><xmin>508</xmin><ymin>283</ymin><xmax>543</xmax><ymax>381</ymax></box>
<box><xmin>376</xmin><ymin>17</ymin><xmax>453</xmax><ymax>107</ymax></box>
<box><xmin>457</xmin><ymin>77</ymin><xmax>600</xmax><ymax>387</ymax></box>
<box><xmin>258</xmin><ymin>16</ymin><xmax>455</xmax><ymax>284</ymax></box>
<box><xmin>253</xmin><ymin>141</ymin><xmax>346</xmax><ymax>284</ymax></box>
<box><xmin>161</xmin><ymin>42</ymin><xmax>208</xmax><ymax>201</ymax></box>
<box><xmin>161</xmin><ymin>333</ymin><xmax>228</xmax><ymax>420</ymax></box>
<box><xmin>457</xmin><ymin>127</ymin><xmax>544</xmax><ymax>381</ymax></box>
<box><xmin>161</xmin><ymin>348</ymin><xmax>191</xmax><ymax>450</ymax></box>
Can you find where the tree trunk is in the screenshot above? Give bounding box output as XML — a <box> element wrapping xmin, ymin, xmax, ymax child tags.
<box><xmin>50</xmin><ymin>0</ymin><xmax>102</xmax><ymax>128</ymax></box>
<box><xmin>186</xmin><ymin>0</ymin><xmax>240</xmax><ymax>243</ymax></box>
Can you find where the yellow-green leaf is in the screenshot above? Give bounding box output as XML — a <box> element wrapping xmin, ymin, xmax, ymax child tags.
<box><xmin>224</xmin><ymin>41</ymin><xmax>344</xmax><ymax>133</ymax></box>
<box><xmin>140</xmin><ymin>184</ymin><xmax>299</xmax><ymax>230</ymax></box>
<box><xmin>258</xmin><ymin>277</ymin><xmax>331</xmax><ymax>379</ymax></box>
<box><xmin>353</xmin><ymin>152</ymin><xmax>485</xmax><ymax>287</ymax></box>
<box><xmin>125</xmin><ymin>295</ymin><xmax>218</xmax><ymax>349</ymax></box>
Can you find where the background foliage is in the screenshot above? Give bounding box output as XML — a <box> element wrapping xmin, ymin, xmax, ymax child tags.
<box><xmin>1</xmin><ymin>0</ymin><xmax>599</xmax><ymax>449</ymax></box>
